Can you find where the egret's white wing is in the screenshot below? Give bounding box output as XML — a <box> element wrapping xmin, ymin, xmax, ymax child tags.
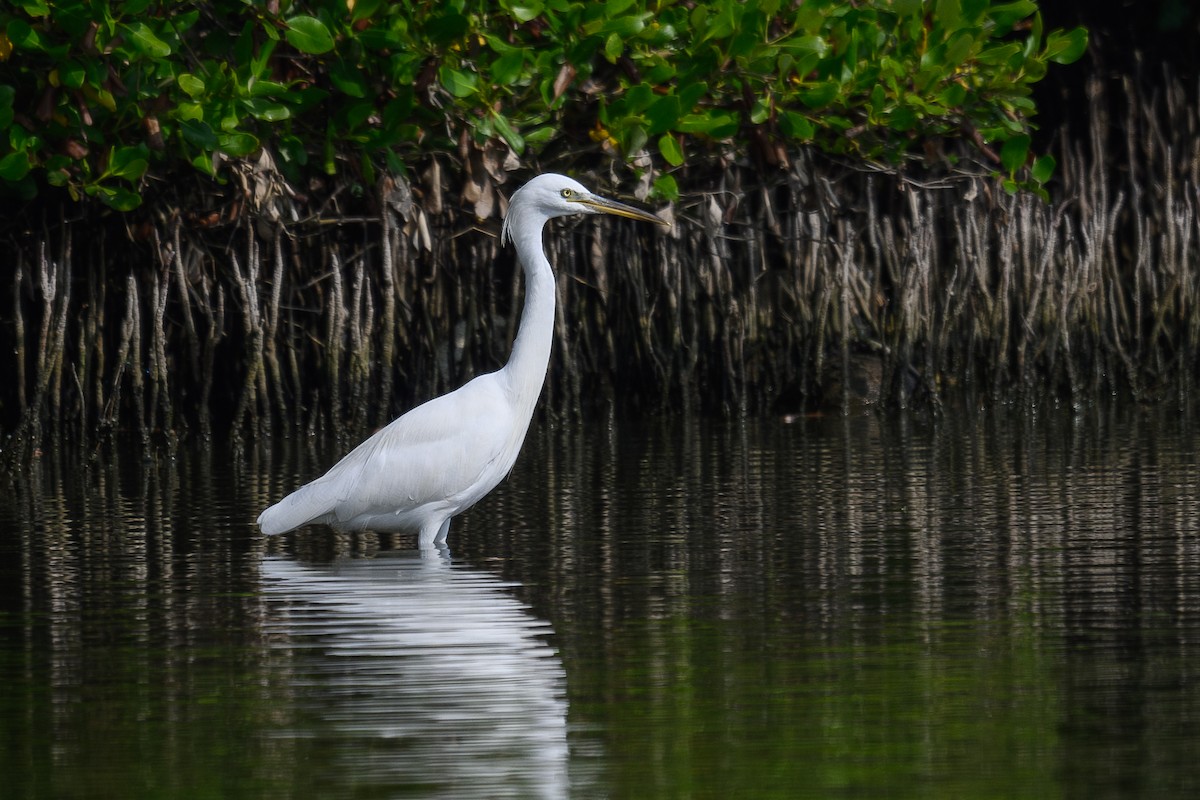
<box><xmin>328</xmin><ymin>376</ymin><xmax>518</xmax><ymax>521</ymax></box>
<box><xmin>258</xmin><ymin>373</ymin><xmax>517</xmax><ymax>534</ymax></box>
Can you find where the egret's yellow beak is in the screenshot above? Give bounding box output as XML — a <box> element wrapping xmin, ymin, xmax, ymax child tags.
<box><xmin>573</xmin><ymin>193</ymin><xmax>669</xmax><ymax>227</ymax></box>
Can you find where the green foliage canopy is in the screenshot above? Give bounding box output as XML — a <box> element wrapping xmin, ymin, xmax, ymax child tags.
<box><xmin>0</xmin><ymin>0</ymin><xmax>1087</xmax><ymax>210</ymax></box>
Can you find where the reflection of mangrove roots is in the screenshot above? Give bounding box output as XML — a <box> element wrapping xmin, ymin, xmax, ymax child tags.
<box><xmin>4</xmin><ymin>69</ymin><xmax>1200</xmax><ymax>447</ymax></box>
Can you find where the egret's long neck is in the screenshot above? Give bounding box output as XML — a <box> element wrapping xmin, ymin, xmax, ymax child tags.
<box><xmin>504</xmin><ymin>220</ymin><xmax>557</xmax><ymax>417</ymax></box>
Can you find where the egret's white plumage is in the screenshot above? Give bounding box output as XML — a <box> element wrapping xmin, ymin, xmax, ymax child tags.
<box><xmin>257</xmin><ymin>173</ymin><xmax>664</xmax><ymax>547</ymax></box>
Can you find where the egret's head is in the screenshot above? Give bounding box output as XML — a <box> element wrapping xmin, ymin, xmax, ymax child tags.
<box><xmin>502</xmin><ymin>173</ymin><xmax>665</xmax><ymax>246</ymax></box>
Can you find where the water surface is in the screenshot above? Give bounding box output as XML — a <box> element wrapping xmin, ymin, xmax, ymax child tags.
<box><xmin>2</xmin><ymin>406</ymin><xmax>1199</xmax><ymax>798</ymax></box>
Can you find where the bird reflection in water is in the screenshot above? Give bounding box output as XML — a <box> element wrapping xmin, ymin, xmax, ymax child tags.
<box><xmin>262</xmin><ymin>553</ymin><xmax>572</xmax><ymax>799</ymax></box>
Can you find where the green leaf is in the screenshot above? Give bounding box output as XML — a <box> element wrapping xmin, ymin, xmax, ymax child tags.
<box><xmin>0</xmin><ymin>151</ymin><xmax>32</xmax><ymax>181</ymax></box>
<box><xmin>1045</xmin><ymin>27</ymin><xmax>1088</xmax><ymax>65</ymax></box>
<box><xmin>988</xmin><ymin>1</ymin><xmax>1037</xmax><ymax>33</ymax></box>
<box><xmin>329</xmin><ymin>62</ymin><xmax>368</xmax><ymax>98</ymax></box>
<box><xmin>175</xmin><ymin>102</ymin><xmax>204</xmax><ymax>122</ymax></box>
<box><xmin>782</xmin><ymin>35</ymin><xmax>828</xmax><ymax>58</ymax></box>
<box><xmin>978</xmin><ymin>41</ymin><xmax>1022</xmax><ymax>66</ymax></box>
<box><xmin>676</xmin><ymin>111</ymin><xmax>738</xmax><ymax>138</ymax></box>
<box><xmin>491</xmin><ymin>50</ymin><xmax>525</xmax><ymax>85</ymax></box>
<box><xmin>1031</xmin><ymin>154</ymin><xmax>1056</xmax><ymax>184</ymax></box>
<box><xmin>285</xmin><ymin>16</ymin><xmax>336</xmax><ymax>55</ymax></box>
<box><xmin>178</xmin><ymin>73</ymin><xmax>206</xmax><ymax>99</ymax></box>
<box><xmin>277</xmin><ymin>135</ymin><xmax>309</xmax><ymax>168</ymax></box>
<box><xmin>339</xmin><ymin>100</ymin><xmax>374</xmax><ymax>132</ymax></box>
<box><xmin>249</xmin><ymin>80</ymin><xmax>288</xmax><ymax>97</ymax></box>
<box><xmin>624</xmin><ymin>83</ymin><xmax>655</xmax><ymax>114</ymax></box>
<box><xmin>938</xmin><ymin>83</ymin><xmax>967</xmax><ymax>108</ymax></box>
<box><xmin>242</xmin><ymin>98</ymin><xmax>291</xmax><ymax>122</ymax></box>
<box><xmin>598</xmin><ymin>14</ymin><xmax>648</xmax><ymax>38</ymax></box>
<box><xmin>491</xmin><ymin>111</ymin><xmax>524</xmax><ymax>153</ymax></box>
<box><xmin>961</xmin><ymin>0</ymin><xmax>991</xmax><ymax>23</ymax></box>
<box><xmin>651</xmin><ymin>173</ymin><xmax>679</xmax><ymax>202</ymax></box>
<box><xmin>14</xmin><ymin>0</ymin><xmax>51</xmax><ymax>15</ymax></box>
<box><xmin>439</xmin><ymin>66</ymin><xmax>478</xmax><ymax>98</ymax></box>
<box><xmin>350</xmin><ymin>0</ymin><xmax>385</xmax><ymax>23</ymax></box>
<box><xmin>504</xmin><ymin>2</ymin><xmax>544</xmax><ymax>23</ymax></box>
<box><xmin>191</xmin><ymin>152</ymin><xmax>215</xmax><ymax>176</ymax></box>
<box><xmin>798</xmin><ymin>82</ymin><xmax>839</xmax><ymax>109</ymax></box>
<box><xmin>750</xmin><ymin>98</ymin><xmax>770</xmax><ymax>125</ymax></box>
<box><xmin>251</xmin><ymin>38</ymin><xmax>278</xmax><ymax>80</ymax></box>
<box><xmin>60</xmin><ymin>61</ymin><xmax>87</xmax><ymax>89</ymax></box>
<box><xmin>945</xmin><ymin>30</ymin><xmax>975</xmax><ymax>66</ymax></box>
<box><xmin>936</xmin><ymin>0</ymin><xmax>963</xmax><ymax>31</ymax></box>
<box><xmin>604</xmin><ymin>32</ymin><xmax>623</xmax><ymax>63</ymax></box>
<box><xmin>658</xmin><ymin>133</ymin><xmax>684</xmax><ymax>166</ymax></box>
<box><xmin>780</xmin><ymin>110</ymin><xmax>815</xmax><ymax>140</ymax></box>
<box><xmin>96</xmin><ymin>185</ymin><xmax>143</xmax><ymax>211</ymax></box>
<box><xmin>999</xmin><ymin>134</ymin><xmax>1030</xmax><ymax>174</ymax></box>
<box><xmin>107</xmin><ymin>145</ymin><xmax>149</xmax><ymax>181</ymax></box>
<box><xmin>524</xmin><ymin>126</ymin><xmax>555</xmax><ymax>147</ymax></box>
<box><xmin>287</xmin><ymin>87</ymin><xmax>330</xmax><ymax>113</ymax></box>
<box><xmin>888</xmin><ymin>105</ymin><xmax>918</xmax><ymax>130</ymax></box>
<box><xmin>621</xmin><ymin>124</ymin><xmax>648</xmax><ymax>157</ymax></box>
<box><xmin>218</xmin><ymin>132</ymin><xmax>260</xmax><ymax>157</ymax></box>
<box><xmin>178</xmin><ymin>119</ymin><xmax>218</xmax><ymax>149</ymax></box>
<box><xmin>122</xmin><ymin>22</ymin><xmax>172</xmax><ymax>58</ymax></box>
<box><xmin>646</xmin><ymin>94</ymin><xmax>681</xmax><ymax>135</ymax></box>
<box><xmin>6</xmin><ymin>19</ymin><xmax>46</xmax><ymax>52</ymax></box>
<box><xmin>870</xmin><ymin>84</ymin><xmax>886</xmax><ymax>115</ymax></box>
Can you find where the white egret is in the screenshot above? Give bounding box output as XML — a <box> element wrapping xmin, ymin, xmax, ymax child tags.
<box><xmin>258</xmin><ymin>173</ymin><xmax>665</xmax><ymax>546</ymax></box>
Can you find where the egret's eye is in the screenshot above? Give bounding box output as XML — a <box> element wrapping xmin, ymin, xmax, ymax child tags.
<box><xmin>560</xmin><ymin>188</ymin><xmax>574</xmax><ymax>199</ymax></box>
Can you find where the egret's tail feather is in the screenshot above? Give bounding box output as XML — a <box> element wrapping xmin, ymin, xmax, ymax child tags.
<box><xmin>257</xmin><ymin>482</ymin><xmax>336</xmax><ymax>535</ymax></box>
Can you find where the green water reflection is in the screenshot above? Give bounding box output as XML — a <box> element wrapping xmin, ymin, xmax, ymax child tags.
<box><xmin>2</xmin><ymin>406</ymin><xmax>1199</xmax><ymax>798</ymax></box>
<box><xmin>570</xmin><ymin>621</ymin><xmax>1059</xmax><ymax>798</ymax></box>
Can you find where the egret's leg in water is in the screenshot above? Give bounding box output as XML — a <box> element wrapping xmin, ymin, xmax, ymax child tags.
<box><xmin>434</xmin><ymin>517</ymin><xmax>452</xmax><ymax>545</ymax></box>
